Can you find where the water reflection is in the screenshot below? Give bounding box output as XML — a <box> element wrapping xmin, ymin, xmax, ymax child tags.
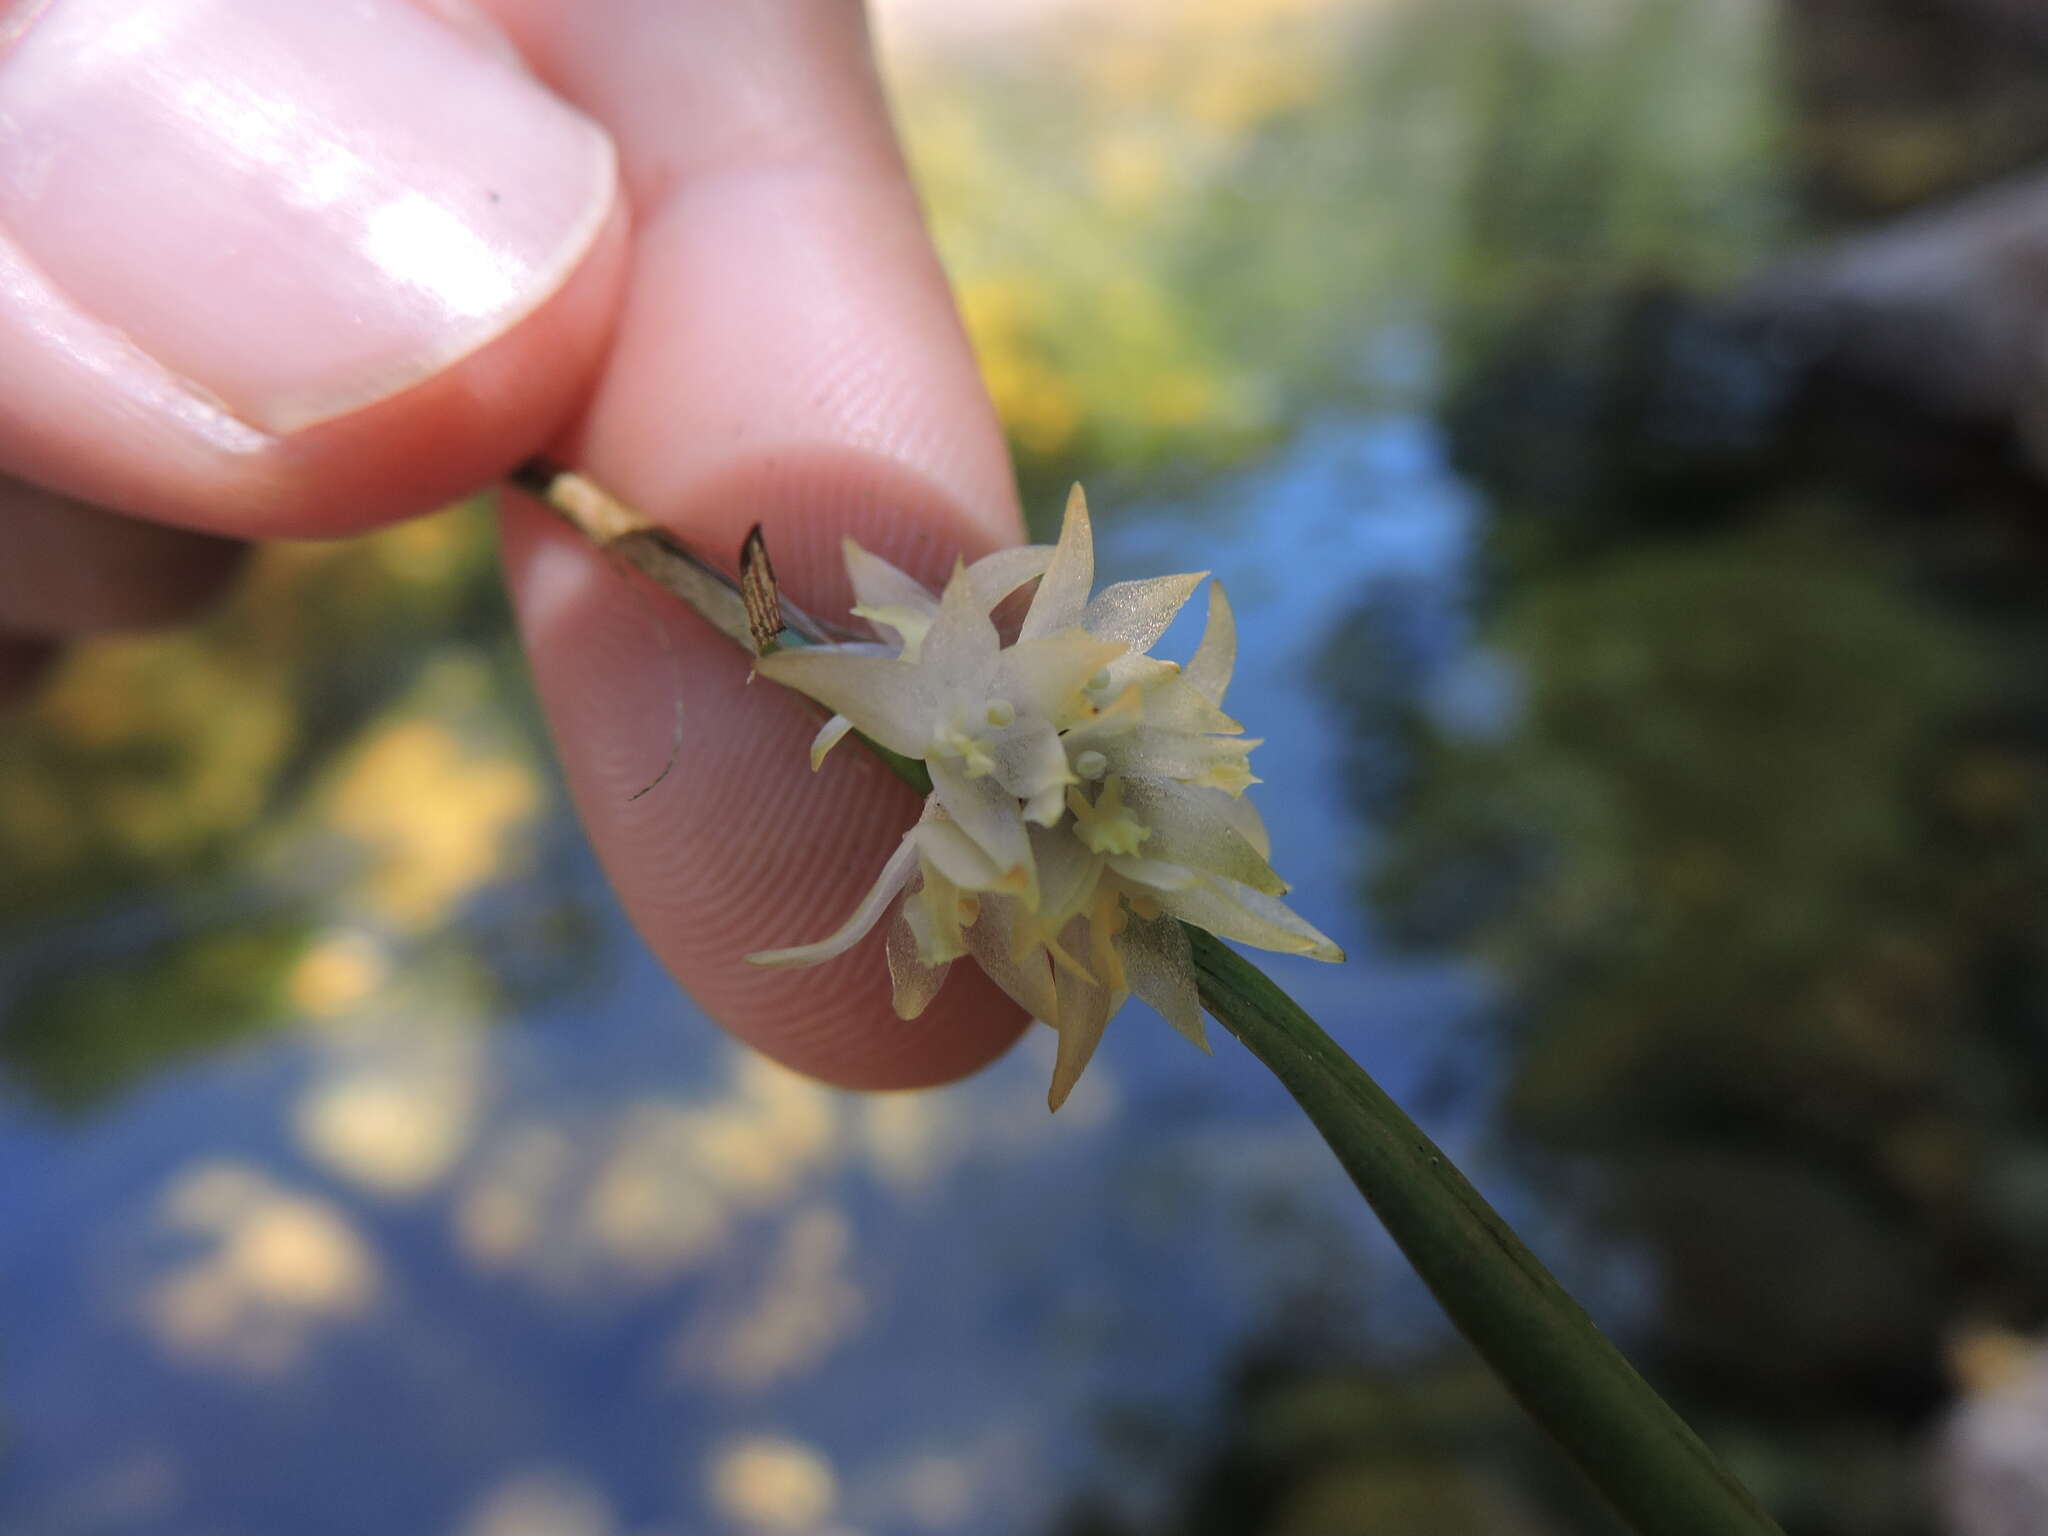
<box><xmin>457</xmin><ymin>1472</ymin><xmax>619</xmax><ymax>1536</ymax></box>
<box><xmin>705</xmin><ymin>1437</ymin><xmax>842</xmax><ymax>1533</ymax></box>
<box><xmin>0</xmin><ymin>403</ymin><xmax>1490</xmax><ymax>1534</ymax></box>
<box><xmin>138</xmin><ymin>1162</ymin><xmax>383</xmax><ymax>1377</ymax></box>
<box><xmin>450</xmin><ymin>1058</ymin><xmax>843</xmax><ymax>1299</ymax></box>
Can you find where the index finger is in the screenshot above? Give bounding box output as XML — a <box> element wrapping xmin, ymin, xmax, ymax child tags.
<box><xmin>493</xmin><ymin>1</ymin><xmax>1032</xmax><ymax>1088</ymax></box>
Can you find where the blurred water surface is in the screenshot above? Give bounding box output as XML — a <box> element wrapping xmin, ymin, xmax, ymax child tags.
<box><xmin>9</xmin><ymin>2</ymin><xmax>2048</xmax><ymax>1532</ymax></box>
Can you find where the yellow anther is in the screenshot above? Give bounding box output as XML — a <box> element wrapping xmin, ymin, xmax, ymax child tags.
<box><xmin>931</xmin><ymin>721</ymin><xmax>996</xmax><ymax>779</ymax></box>
<box><xmin>1067</xmin><ymin>777</ymin><xmax>1150</xmax><ymax>856</ymax></box>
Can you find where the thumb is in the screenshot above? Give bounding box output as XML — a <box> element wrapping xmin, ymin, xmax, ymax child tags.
<box><xmin>0</xmin><ymin>0</ymin><xmax>625</xmax><ymax>535</ymax></box>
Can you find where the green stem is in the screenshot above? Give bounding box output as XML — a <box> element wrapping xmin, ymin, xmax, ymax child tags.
<box><xmin>508</xmin><ymin>458</ymin><xmax>1783</xmax><ymax>1536</ymax></box>
<box><xmin>1188</xmin><ymin>929</ymin><xmax>1783</xmax><ymax>1536</ymax></box>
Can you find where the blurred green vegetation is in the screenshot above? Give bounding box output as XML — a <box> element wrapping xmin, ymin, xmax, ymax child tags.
<box><xmin>891</xmin><ymin>0</ymin><xmax>1782</xmax><ymax>512</ymax></box>
<box><xmin>923</xmin><ymin>2</ymin><xmax>2048</xmax><ymax>1530</ymax></box>
<box><xmin>1346</xmin><ymin>483</ymin><xmax>2048</xmax><ymax>1536</ymax></box>
<box><xmin>0</xmin><ymin>503</ymin><xmax>509</xmax><ymax>922</ymax></box>
<box><xmin>1062</xmin><ymin>1345</ymin><xmax>1625</xmax><ymax>1536</ymax></box>
<box><xmin>1345</xmin><ymin>166</ymin><xmax>2048</xmax><ymax>1536</ymax></box>
<box><xmin>1782</xmin><ymin>0</ymin><xmax>2048</xmax><ymax>224</ymax></box>
<box><xmin>0</xmin><ymin>503</ymin><xmax>556</xmax><ymax>1107</ymax></box>
<box><xmin>4</xmin><ymin>919</ymin><xmax>311</xmax><ymax>1111</ymax></box>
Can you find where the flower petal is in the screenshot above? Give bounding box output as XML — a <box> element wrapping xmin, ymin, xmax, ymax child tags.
<box><xmin>904</xmin><ymin>863</ymin><xmax>972</xmax><ymax>964</ymax></box>
<box><xmin>1023</xmin><ymin>781</ymin><xmax>1068</xmax><ymax>829</ymax></box>
<box><xmin>1135</xmin><ymin>674</ymin><xmax>1242</xmax><ymax>736</ymax></box>
<box><xmin>808</xmin><ymin>713</ymin><xmax>856</xmax><ymax>771</ymax></box>
<box><xmin>1153</xmin><ymin>875</ymin><xmax>1345</xmax><ymax>962</ymax></box>
<box><xmin>1048</xmin><ymin>923</ymin><xmax>1121</xmax><ymax>1111</ymax></box>
<box><xmin>1219</xmin><ymin>791</ymin><xmax>1271</xmax><ymax>859</ymax></box>
<box><xmin>988</xmin><ymin>722</ymin><xmax>1078</xmax><ymax>825</ymax></box>
<box><xmin>1117</xmin><ymin>776</ymin><xmax>1286</xmax><ymax>893</ymax></box>
<box><xmin>910</xmin><ymin>810</ymin><xmax>1009</xmax><ymax>893</ymax></box>
<box><xmin>1057</xmin><ymin>684</ymin><xmax>1148</xmax><ymax>757</ymax></box>
<box><xmin>998</xmin><ymin>629</ymin><xmax>1128</xmax><ymax>725</ymax></box>
<box><xmin>844</xmin><ymin>537</ymin><xmax>938</xmax><ymax>612</ymax></box>
<box><xmin>849</xmin><ymin>603</ymin><xmax>933</xmax><ymax>657</ymax></box>
<box><xmin>1116</xmin><ymin>911</ymin><xmax>1208</xmax><ymax>1053</ymax></box>
<box><xmin>1083</xmin><ymin>572</ymin><xmax>1205</xmax><ymax>655</ymax></box>
<box><xmin>745</xmin><ymin>835</ymin><xmax>919</xmax><ymax>967</ymax></box>
<box><xmin>921</xmin><ymin>561</ymin><xmax>1001</xmax><ymax>696</ymax></box>
<box><xmin>1096</xmin><ymin>731</ymin><xmax>1262</xmax><ymax>788</ymax></box>
<box><xmin>1019</xmin><ymin>484</ymin><xmax>1094</xmax><ymax>640</ymax></box>
<box><xmin>755</xmin><ymin>648</ymin><xmax>932</xmax><ymax>757</ymax></box>
<box><xmin>1183</xmin><ymin>581</ymin><xmax>1236</xmax><ymax>707</ymax></box>
<box><xmin>967</xmin><ymin>894</ymin><xmax>1059</xmax><ymax>1023</ymax></box>
<box><xmin>887</xmin><ymin>903</ymin><xmax>953</xmax><ymax>1019</ymax></box>
<box><xmin>966</xmin><ymin>544</ymin><xmax>1055</xmax><ymax>611</ymax></box>
<box><xmin>929</xmin><ymin>754</ymin><xmax>1035</xmax><ymax>903</ymax></box>
<box><xmin>1105</xmin><ymin>854</ymin><xmax>1201</xmax><ymax>891</ymax></box>
<box><xmin>1031</xmin><ymin>823</ymin><xmax>1106</xmax><ymax>933</ymax></box>
<box><xmin>1089</xmin><ymin>889</ymin><xmax>1130</xmax><ymax>994</ymax></box>
<box><xmin>842</xmin><ymin>543</ymin><xmax>938</xmax><ymax>654</ymax></box>
<box><xmin>1099</xmin><ymin>653</ymin><xmax>1180</xmax><ymax>700</ymax></box>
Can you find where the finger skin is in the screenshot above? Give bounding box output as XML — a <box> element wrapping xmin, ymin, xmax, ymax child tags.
<box><xmin>0</xmin><ymin>634</ymin><xmax>57</xmax><ymax>712</ymax></box>
<box><xmin>506</xmin><ymin>456</ymin><xmax>1028</xmax><ymax>1091</ymax></box>
<box><xmin>492</xmin><ymin>3</ymin><xmax>1033</xmax><ymax>1088</ymax></box>
<box><xmin>0</xmin><ymin>204</ymin><xmax>629</xmax><ymax>538</ymax></box>
<box><xmin>0</xmin><ymin>477</ymin><xmax>244</xmax><ymax>635</ymax></box>
<box><xmin>0</xmin><ymin>0</ymin><xmax>1030</xmax><ymax>1086</ymax></box>
<box><xmin>0</xmin><ymin>0</ymin><xmax>631</xmax><ymax>539</ymax></box>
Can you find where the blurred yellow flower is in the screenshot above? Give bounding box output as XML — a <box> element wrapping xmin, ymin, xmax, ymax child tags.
<box><xmin>325</xmin><ymin>718</ymin><xmax>540</xmax><ymax>928</ymax></box>
<box><xmin>286</xmin><ymin>929</ymin><xmax>392</xmax><ymax>1018</ymax></box>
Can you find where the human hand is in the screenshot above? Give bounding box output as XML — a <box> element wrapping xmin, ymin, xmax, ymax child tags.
<box><xmin>0</xmin><ymin>0</ymin><xmax>1031</xmax><ymax>1088</ymax></box>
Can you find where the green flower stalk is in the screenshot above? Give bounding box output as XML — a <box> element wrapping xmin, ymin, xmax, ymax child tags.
<box><xmin>511</xmin><ymin>457</ymin><xmax>1786</xmax><ymax>1536</ymax></box>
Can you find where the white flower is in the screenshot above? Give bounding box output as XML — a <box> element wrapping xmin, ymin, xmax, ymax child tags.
<box><xmin>756</xmin><ymin>538</ymin><xmax>1119</xmax><ymax>889</ymax></box>
<box><xmin>802</xmin><ymin>539</ymin><xmax>1055</xmax><ymax>770</ymax></box>
<box><xmin>750</xmin><ymin>487</ymin><xmax>1342</xmax><ymax>1109</ymax></box>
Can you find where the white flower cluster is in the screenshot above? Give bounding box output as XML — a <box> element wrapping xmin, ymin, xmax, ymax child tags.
<box><xmin>749</xmin><ymin>488</ymin><xmax>1342</xmax><ymax>1109</ymax></box>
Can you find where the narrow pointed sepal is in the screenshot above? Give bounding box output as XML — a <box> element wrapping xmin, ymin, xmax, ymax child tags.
<box><xmin>1083</xmin><ymin>571</ymin><xmax>1206</xmax><ymax>654</ymax></box>
<box><xmin>887</xmin><ymin>906</ymin><xmax>953</xmax><ymax>1019</ymax></box>
<box><xmin>1153</xmin><ymin>875</ymin><xmax>1345</xmax><ymax>963</ymax></box>
<box><xmin>1183</xmin><ymin>582</ymin><xmax>1237</xmax><ymax>707</ymax></box>
<box><xmin>746</xmin><ymin>837</ymin><xmax>920</xmax><ymax>967</ymax></box>
<box><xmin>1019</xmin><ymin>484</ymin><xmax>1094</xmax><ymax>640</ymax></box>
<box><xmin>1117</xmin><ymin>910</ymin><xmax>1209</xmax><ymax>1053</ymax></box>
<box><xmin>1047</xmin><ymin>934</ymin><xmax>1119</xmax><ymax>1112</ymax></box>
<box><xmin>809</xmin><ymin>713</ymin><xmax>855</xmax><ymax>771</ymax></box>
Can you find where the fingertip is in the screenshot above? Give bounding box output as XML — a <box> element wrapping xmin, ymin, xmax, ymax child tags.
<box><xmin>764</xmin><ymin>941</ymin><xmax>1033</xmax><ymax>1093</ymax></box>
<box><xmin>485</xmin><ymin>0</ymin><xmax>1035</xmax><ymax>1089</ymax></box>
<box><xmin>500</xmin><ymin>468</ymin><xmax>1029</xmax><ymax>1091</ymax></box>
<box><xmin>575</xmin><ymin>171</ymin><xmax>1021</xmax><ymax>556</ymax></box>
<box><xmin>257</xmin><ymin>198</ymin><xmax>631</xmax><ymax>535</ymax></box>
<box><xmin>0</xmin><ymin>0</ymin><xmax>633</xmax><ymax>538</ymax></box>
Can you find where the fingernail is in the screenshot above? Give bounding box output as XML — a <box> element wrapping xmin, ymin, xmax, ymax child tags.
<box><xmin>0</xmin><ymin>0</ymin><xmax>615</xmax><ymax>434</ymax></box>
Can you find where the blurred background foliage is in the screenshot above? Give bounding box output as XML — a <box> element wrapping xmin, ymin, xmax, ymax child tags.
<box><xmin>895</xmin><ymin>0</ymin><xmax>1780</xmax><ymax>507</ymax></box>
<box><xmin>8</xmin><ymin>0</ymin><xmax>2048</xmax><ymax>1531</ymax></box>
